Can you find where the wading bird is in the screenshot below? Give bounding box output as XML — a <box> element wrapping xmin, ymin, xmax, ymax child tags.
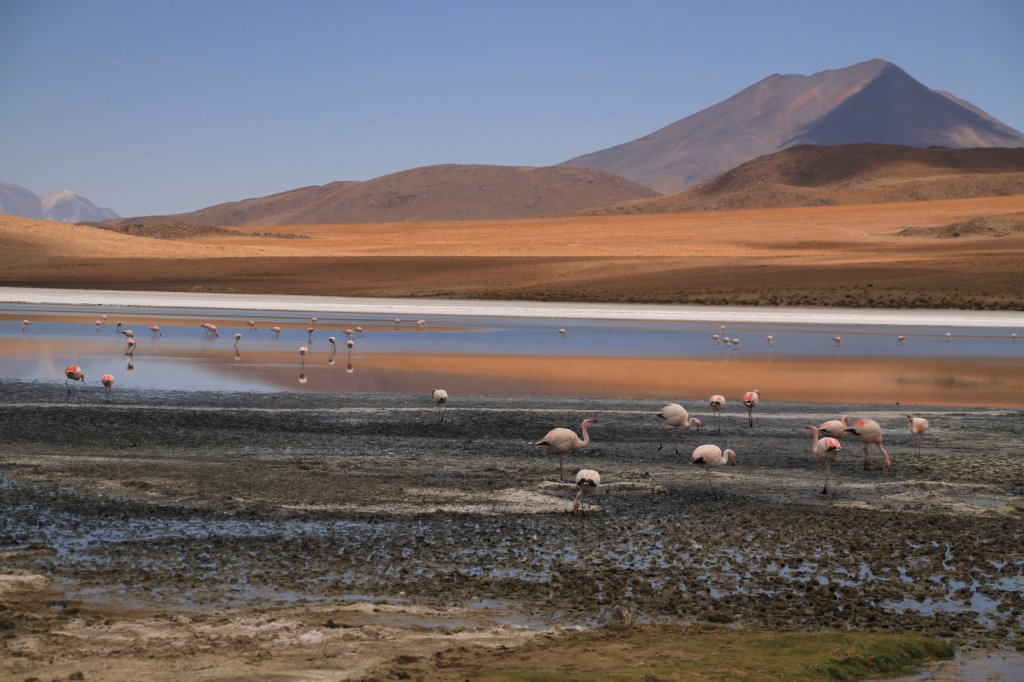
<box><xmin>64</xmin><ymin>365</ymin><xmax>85</xmax><ymax>393</ymax></box>
<box><xmin>101</xmin><ymin>373</ymin><xmax>115</xmax><ymax>396</ymax></box>
<box><xmin>907</xmin><ymin>415</ymin><xmax>929</xmax><ymax>454</ymax></box>
<box><xmin>766</xmin><ymin>335</ymin><xmax>774</xmax><ymax>348</ymax></box>
<box><xmin>573</xmin><ymin>469</ymin><xmax>600</xmax><ymax>515</ymax></box>
<box><xmin>346</xmin><ymin>338</ymin><xmax>355</xmax><ymax>352</ymax></box>
<box><xmin>656</xmin><ymin>403</ymin><xmax>701</xmax><ymax>453</ymax></box>
<box><xmin>21</xmin><ymin>320</ymin><xmax>30</xmax><ymax>332</ymax></box>
<box><xmin>833</xmin><ymin>336</ymin><xmax>842</xmax><ymax>347</ymax></box>
<box><xmin>116</xmin><ymin>321</ymin><xmax>122</xmax><ymax>333</ymax></box>
<box><xmin>708</xmin><ymin>395</ymin><xmax>726</xmax><ymax>434</ymax></box>
<box><xmin>535</xmin><ymin>418</ymin><xmax>595</xmax><ymax>482</ymax></box>
<box><xmin>690</xmin><ymin>444</ymin><xmax>737</xmax><ymax>496</ymax></box>
<box><xmin>559</xmin><ymin>328</ymin><xmax>566</xmax><ymax>337</ymax></box>
<box><xmin>121</xmin><ymin>329</ymin><xmax>135</xmax><ymax>338</ymax></box>
<box><xmin>742</xmin><ymin>389</ymin><xmax>760</xmax><ymax>427</ymax></box>
<box><xmin>328</xmin><ymin>336</ymin><xmax>337</xmax><ymax>352</ymax></box>
<box><xmin>818</xmin><ymin>415</ymin><xmax>849</xmax><ymax>439</ymax></box>
<box><xmin>307</xmin><ymin>327</ymin><xmax>315</xmax><ymax>342</ymax></box>
<box><xmin>125</xmin><ymin>338</ymin><xmax>136</xmax><ymax>356</ymax></box>
<box><xmin>945</xmin><ymin>332</ymin><xmax>952</xmax><ymax>342</ymax></box>
<box><xmin>417</xmin><ymin>320</ymin><xmax>426</xmax><ymax>329</ymax></box>
<box><xmin>806</xmin><ymin>425</ymin><xmax>842</xmax><ymax>495</ymax></box>
<box><xmin>233</xmin><ymin>333</ymin><xmax>241</xmax><ymax>348</ymax></box>
<box><xmin>354</xmin><ymin>326</ymin><xmax>364</xmax><ymax>336</ymax></box>
<box><xmin>271</xmin><ymin>326</ymin><xmax>281</xmax><ymax>339</ymax></box>
<box><xmin>897</xmin><ymin>335</ymin><xmax>907</xmax><ymax>346</ymax></box>
<box><xmin>298</xmin><ymin>346</ymin><xmax>308</xmax><ymax>365</ymax></box>
<box><xmin>845</xmin><ymin>418</ymin><xmax>891</xmax><ymax>471</ymax></box>
<box><xmin>712</xmin><ymin>334</ymin><xmax>720</xmax><ymax>345</ymax></box>
<box><xmin>247</xmin><ymin>320</ymin><xmax>257</xmax><ymax>331</ymax></box>
<box><xmin>150</xmin><ymin>325</ymin><xmax>161</xmax><ymax>337</ymax></box>
<box><xmin>431</xmin><ymin>389</ymin><xmax>449</xmax><ymax>422</ymax></box>
<box><xmin>95</xmin><ymin>320</ymin><xmax>103</xmax><ymax>332</ymax></box>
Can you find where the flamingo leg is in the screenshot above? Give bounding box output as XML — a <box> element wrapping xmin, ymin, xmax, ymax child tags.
<box><xmin>673</xmin><ymin>429</ymin><xmax>681</xmax><ymax>454</ymax></box>
<box><xmin>715</xmin><ymin>413</ymin><xmax>721</xmax><ymax>435</ymax></box>
<box><xmin>559</xmin><ymin>455</ymin><xmax>564</xmax><ymax>482</ymax></box>
<box><xmin>862</xmin><ymin>443</ymin><xmax>871</xmax><ymax>470</ymax></box>
<box><xmin>747</xmin><ymin>406</ymin><xmax>753</xmax><ymax>427</ymax></box>
<box><xmin>658</xmin><ymin>428</ymin><xmax>666</xmax><ymax>452</ymax></box>
<box><xmin>822</xmin><ymin>461</ymin><xmax>831</xmax><ymax>495</ymax></box>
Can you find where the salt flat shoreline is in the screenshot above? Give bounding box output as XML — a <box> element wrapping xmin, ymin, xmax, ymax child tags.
<box><xmin>2</xmin><ymin>286</ymin><xmax>1022</xmax><ymax>328</ymax></box>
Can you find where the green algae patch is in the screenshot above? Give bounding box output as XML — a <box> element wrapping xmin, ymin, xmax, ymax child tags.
<box><xmin>396</xmin><ymin>624</ymin><xmax>954</xmax><ymax>681</ymax></box>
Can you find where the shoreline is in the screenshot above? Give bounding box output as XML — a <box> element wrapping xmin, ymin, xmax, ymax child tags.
<box><xmin>2</xmin><ymin>286</ymin><xmax>1023</xmax><ymax>328</ymax></box>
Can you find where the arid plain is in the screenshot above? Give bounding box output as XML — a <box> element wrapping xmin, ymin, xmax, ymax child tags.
<box><xmin>3</xmin><ymin>194</ymin><xmax>1023</xmax><ymax>309</ymax></box>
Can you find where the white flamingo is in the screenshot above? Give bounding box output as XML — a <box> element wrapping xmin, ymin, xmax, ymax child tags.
<box><xmin>432</xmin><ymin>389</ymin><xmax>449</xmax><ymax>422</ymax></box>
<box><xmin>766</xmin><ymin>335</ymin><xmax>774</xmax><ymax>348</ymax></box>
<box><xmin>572</xmin><ymin>469</ymin><xmax>600</xmax><ymax>515</ymax></box>
<box><xmin>271</xmin><ymin>326</ymin><xmax>281</xmax><ymax>339</ymax></box>
<box><xmin>907</xmin><ymin>415</ymin><xmax>929</xmax><ymax>454</ymax></box>
<box><xmin>21</xmin><ymin>320</ymin><xmax>31</xmax><ymax>332</ymax></box>
<box><xmin>535</xmin><ymin>418</ymin><xmax>595</xmax><ymax>482</ymax></box>
<box><xmin>690</xmin><ymin>444</ymin><xmax>737</xmax><ymax>496</ymax></box>
<box><xmin>656</xmin><ymin>403</ymin><xmax>701</xmax><ymax>453</ymax></box>
<box><xmin>708</xmin><ymin>395</ymin><xmax>726</xmax><ymax>434</ymax></box>
<box><xmin>806</xmin><ymin>425</ymin><xmax>842</xmax><ymax>495</ymax></box>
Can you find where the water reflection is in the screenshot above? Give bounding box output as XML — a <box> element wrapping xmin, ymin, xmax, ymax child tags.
<box><xmin>1</xmin><ymin>305</ymin><xmax>1021</xmax><ymax>406</ymax></box>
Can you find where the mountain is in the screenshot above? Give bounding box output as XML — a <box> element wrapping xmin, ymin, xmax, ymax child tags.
<box><xmin>561</xmin><ymin>59</ymin><xmax>1024</xmax><ymax>194</ymax></box>
<box><xmin>575</xmin><ymin>144</ymin><xmax>1024</xmax><ymax>215</ymax></box>
<box><xmin>106</xmin><ymin>164</ymin><xmax>660</xmax><ymax>226</ymax></box>
<box><xmin>0</xmin><ymin>182</ymin><xmax>119</xmax><ymax>222</ymax></box>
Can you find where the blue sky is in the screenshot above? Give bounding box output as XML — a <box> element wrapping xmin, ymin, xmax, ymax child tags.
<box><xmin>2</xmin><ymin>0</ymin><xmax>1022</xmax><ymax>216</ymax></box>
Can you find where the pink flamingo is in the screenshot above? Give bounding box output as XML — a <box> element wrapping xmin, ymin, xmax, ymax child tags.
<box><xmin>845</xmin><ymin>418</ymin><xmax>891</xmax><ymax>471</ymax></box>
<box><xmin>271</xmin><ymin>326</ymin><xmax>281</xmax><ymax>339</ymax></box>
<box><xmin>806</xmin><ymin>425</ymin><xmax>842</xmax><ymax>495</ymax></box>
<box><xmin>101</xmin><ymin>373</ymin><xmax>115</xmax><ymax>396</ymax></box>
<box><xmin>742</xmin><ymin>389</ymin><xmax>760</xmax><ymax>427</ymax></box>
<box><xmin>95</xmin><ymin>320</ymin><xmax>103</xmax><ymax>332</ymax></box>
<box><xmin>247</xmin><ymin>320</ymin><xmax>257</xmax><ymax>331</ymax></box>
<box><xmin>125</xmin><ymin>338</ymin><xmax>136</xmax><ymax>356</ymax></box>
<box><xmin>818</xmin><ymin>415</ymin><xmax>849</xmax><ymax>439</ymax></box>
<box><xmin>64</xmin><ymin>365</ymin><xmax>85</xmax><ymax>393</ymax></box>
<box><xmin>690</xmin><ymin>444</ymin><xmax>737</xmax><ymax>496</ymax></box>
<box><xmin>307</xmin><ymin>327</ymin><xmax>315</xmax><ymax>342</ymax></box>
<box><xmin>656</xmin><ymin>403</ymin><xmax>701</xmax><ymax>453</ymax></box>
<box><xmin>832</xmin><ymin>336</ymin><xmax>842</xmax><ymax>347</ymax></box>
<box><xmin>150</xmin><ymin>325</ymin><xmax>161</xmax><ymax>337</ymax></box>
<box><xmin>573</xmin><ymin>469</ymin><xmax>601</xmax><ymax>515</ymax></box>
<box><xmin>907</xmin><ymin>415</ymin><xmax>929</xmax><ymax>454</ymax></box>
<box><xmin>346</xmin><ymin>338</ymin><xmax>355</xmax><ymax>352</ymax></box>
<box><xmin>535</xmin><ymin>418</ymin><xmax>595</xmax><ymax>482</ymax></box>
<box><xmin>708</xmin><ymin>395</ymin><xmax>726</xmax><ymax>434</ymax></box>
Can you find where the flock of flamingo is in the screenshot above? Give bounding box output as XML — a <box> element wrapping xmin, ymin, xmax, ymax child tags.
<box><xmin>19</xmin><ymin>313</ymin><xmax>1008</xmax><ymax>514</ymax></box>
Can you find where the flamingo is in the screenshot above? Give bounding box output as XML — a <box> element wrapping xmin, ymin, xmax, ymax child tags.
<box><xmin>121</xmin><ymin>329</ymin><xmax>135</xmax><ymax>338</ymax></box>
<box><xmin>307</xmin><ymin>327</ymin><xmax>315</xmax><ymax>342</ymax></box>
<box><xmin>819</xmin><ymin>415</ymin><xmax>849</xmax><ymax>439</ymax></box>
<box><xmin>247</xmin><ymin>320</ymin><xmax>257</xmax><ymax>331</ymax></box>
<box><xmin>328</xmin><ymin>336</ymin><xmax>337</xmax><ymax>352</ymax></box>
<box><xmin>832</xmin><ymin>336</ymin><xmax>842</xmax><ymax>347</ymax></box>
<box><xmin>394</xmin><ymin>319</ymin><xmax>401</xmax><ymax>326</ymax></box>
<box><xmin>806</xmin><ymin>425</ymin><xmax>842</xmax><ymax>495</ymax></box>
<box><xmin>271</xmin><ymin>326</ymin><xmax>281</xmax><ymax>339</ymax></box>
<box><xmin>742</xmin><ymin>389</ymin><xmax>760</xmax><ymax>427</ymax></box>
<box><xmin>310</xmin><ymin>317</ymin><xmax>318</xmax><ymax>325</ymax></box>
<box><xmin>720</xmin><ymin>325</ymin><xmax>726</xmax><ymax>334</ymax></box>
<box><xmin>346</xmin><ymin>338</ymin><xmax>355</xmax><ymax>352</ymax></box>
<box><xmin>125</xmin><ymin>338</ymin><xmax>136</xmax><ymax>356</ymax></box>
<box><xmin>731</xmin><ymin>338</ymin><xmax>741</xmax><ymax>350</ymax></box>
<box><xmin>343</xmin><ymin>328</ymin><xmax>353</xmax><ymax>338</ymax></box>
<box><xmin>945</xmin><ymin>332</ymin><xmax>952</xmax><ymax>342</ymax></box>
<box><xmin>712</xmin><ymin>334</ymin><xmax>720</xmax><ymax>345</ymax></box>
<box><xmin>766</xmin><ymin>335</ymin><xmax>774</xmax><ymax>348</ymax></box>
<box><xmin>845</xmin><ymin>418</ymin><xmax>891</xmax><ymax>471</ymax></box>
<box><xmin>656</xmin><ymin>403</ymin><xmax>701</xmax><ymax>453</ymax></box>
<box><xmin>708</xmin><ymin>395</ymin><xmax>726</xmax><ymax>434</ymax></box>
<box><xmin>101</xmin><ymin>373</ymin><xmax>115</xmax><ymax>396</ymax></box>
<box><xmin>21</xmin><ymin>320</ymin><xmax>31</xmax><ymax>332</ymax></box>
<box><xmin>116</xmin><ymin>321</ymin><xmax>122</xmax><ymax>333</ymax></box>
<box><xmin>126</xmin><ymin>359</ymin><xmax>134</xmax><ymax>373</ymax></box>
<box><xmin>431</xmin><ymin>389</ymin><xmax>449</xmax><ymax>423</ymax></box>
<box><xmin>233</xmin><ymin>333</ymin><xmax>241</xmax><ymax>348</ymax></box>
<box><xmin>298</xmin><ymin>346</ymin><xmax>308</xmax><ymax>365</ymax></box>
<box><xmin>95</xmin><ymin>320</ymin><xmax>103</xmax><ymax>332</ymax></box>
<box><xmin>690</xmin><ymin>444</ymin><xmax>737</xmax><ymax>496</ymax></box>
<box><xmin>417</xmin><ymin>320</ymin><xmax>426</xmax><ymax>329</ymax></box>
<box><xmin>907</xmin><ymin>415</ymin><xmax>929</xmax><ymax>454</ymax></box>
<box><xmin>897</xmin><ymin>335</ymin><xmax>907</xmax><ymax>346</ymax></box>
<box><xmin>150</xmin><ymin>325</ymin><xmax>161</xmax><ymax>337</ymax></box>
<box><xmin>64</xmin><ymin>365</ymin><xmax>85</xmax><ymax>393</ymax></box>
<box><xmin>354</xmin><ymin>326</ymin><xmax>364</xmax><ymax>336</ymax></box>
<box><xmin>572</xmin><ymin>469</ymin><xmax>600</xmax><ymax>515</ymax></box>
<box><xmin>722</xmin><ymin>336</ymin><xmax>731</xmax><ymax>347</ymax></box>
<box><xmin>535</xmin><ymin>418</ymin><xmax>595</xmax><ymax>482</ymax></box>
<box><xmin>1012</xmin><ymin>333</ymin><xmax>1018</xmax><ymax>342</ymax></box>
<box><xmin>559</xmin><ymin>328</ymin><xmax>566</xmax><ymax>337</ymax></box>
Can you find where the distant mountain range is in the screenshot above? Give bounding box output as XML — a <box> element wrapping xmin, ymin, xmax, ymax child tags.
<box><xmin>94</xmin><ymin>164</ymin><xmax>659</xmax><ymax>227</ymax></box>
<box><xmin>0</xmin><ymin>182</ymin><xmax>119</xmax><ymax>222</ymax></box>
<box><xmin>561</xmin><ymin>59</ymin><xmax>1024</xmax><ymax>194</ymax></box>
<box><xmin>7</xmin><ymin>59</ymin><xmax>1024</xmax><ymax>226</ymax></box>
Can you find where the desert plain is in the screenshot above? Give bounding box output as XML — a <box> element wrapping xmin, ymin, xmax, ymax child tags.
<box><xmin>2</xmin><ymin>194</ymin><xmax>1023</xmax><ymax>309</ymax></box>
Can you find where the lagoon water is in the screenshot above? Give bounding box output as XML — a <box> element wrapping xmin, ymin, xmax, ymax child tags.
<box><xmin>2</xmin><ymin>292</ymin><xmax>1021</xmax><ymax>406</ymax></box>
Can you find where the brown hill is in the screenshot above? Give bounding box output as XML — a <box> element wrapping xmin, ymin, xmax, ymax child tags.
<box><xmin>561</xmin><ymin>59</ymin><xmax>1024</xmax><ymax>194</ymax></box>
<box><xmin>105</xmin><ymin>165</ymin><xmax>659</xmax><ymax>226</ymax></box>
<box><xmin>577</xmin><ymin>144</ymin><xmax>1024</xmax><ymax>215</ymax></box>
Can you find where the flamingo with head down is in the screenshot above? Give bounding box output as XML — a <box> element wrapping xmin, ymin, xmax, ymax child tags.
<box><xmin>806</xmin><ymin>425</ymin><xmax>842</xmax><ymax>495</ymax></box>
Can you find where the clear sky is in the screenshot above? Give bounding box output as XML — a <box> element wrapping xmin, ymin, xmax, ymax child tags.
<box><xmin>2</xmin><ymin>0</ymin><xmax>1022</xmax><ymax>216</ymax></box>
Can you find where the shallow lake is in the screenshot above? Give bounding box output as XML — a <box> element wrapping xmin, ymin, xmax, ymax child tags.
<box><xmin>1</xmin><ymin>297</ymin><xmax>1022</xmax><ymax>406</ymax></box>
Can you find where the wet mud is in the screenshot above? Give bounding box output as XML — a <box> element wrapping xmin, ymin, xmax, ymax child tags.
<box><xmin>1</xmin><ymin>379</ymin><xmax>1022</xmax><ymax>666</ymax></box>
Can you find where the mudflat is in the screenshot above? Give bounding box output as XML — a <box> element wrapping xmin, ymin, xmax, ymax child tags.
<box><xmin>1</xmin><ymin>382</ymin><xmax>1021</xmax><ymax>679</ymax></box>
<box><xmin>3</xmin><ymin>195</ymin><xmax>1023</xmax><ymax>308</ymax></box>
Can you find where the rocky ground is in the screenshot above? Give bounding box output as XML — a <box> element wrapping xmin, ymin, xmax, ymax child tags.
<box><xmin>1</xmin><ymin>380</ymin><xmax>1022</xmax><ymax>680</ymax></box>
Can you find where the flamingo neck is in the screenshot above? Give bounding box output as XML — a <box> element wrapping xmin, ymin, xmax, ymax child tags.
<box><xmin>580</xmin><ymin>422</ymin><xmax>590</xmax><ymax>446</ymax></box>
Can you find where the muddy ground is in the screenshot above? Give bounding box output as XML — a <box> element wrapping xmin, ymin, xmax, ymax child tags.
<box><xmin>1</xmin><ymin>380</ymin><xmax>1022</xmax><ymax>680</ymax></box>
